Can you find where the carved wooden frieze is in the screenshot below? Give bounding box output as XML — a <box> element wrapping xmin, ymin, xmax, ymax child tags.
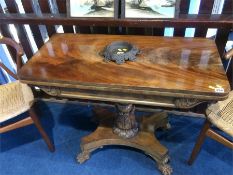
<box><xmin>174</xmin><ymin>98</ymin><xmax>204</xmax><ymax>108</ymax></box>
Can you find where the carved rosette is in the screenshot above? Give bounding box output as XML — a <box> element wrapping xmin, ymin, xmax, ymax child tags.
<box><xmin>113</xmin><ymin>104</ymin><xmax>138</xmax><ymax>139</ymax></box>
<box><xmin>103</xmin><ymin>41</ymin><xmax>140</xmax><ymax>64</ymax></box>
<box><xmin>174</xmin><ymin>98</ymin><xmax>203</xmax><ymax>108</ymax></box>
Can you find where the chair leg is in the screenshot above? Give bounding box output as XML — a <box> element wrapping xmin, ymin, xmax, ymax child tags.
<box><xmin>188</xmin><ymin>119</ymin><xmax>211</xmax><ymax>165</ymax></box>
<box><xmin>29</xmin><ymin>106</ymin><xmax>55</xmax><ymax>152</ymax></box>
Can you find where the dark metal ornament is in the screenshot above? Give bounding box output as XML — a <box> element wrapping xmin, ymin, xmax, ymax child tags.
<box><xmin>103</xmin><ymin>41</ymin><xmax>140</xmax><ymax>64</ymax></box>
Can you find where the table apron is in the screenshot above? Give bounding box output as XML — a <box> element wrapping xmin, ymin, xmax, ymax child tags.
<box><xmin>39</xmin><ymin>86</ymin><xmax>214</xmax><ymax>109</ymax></box>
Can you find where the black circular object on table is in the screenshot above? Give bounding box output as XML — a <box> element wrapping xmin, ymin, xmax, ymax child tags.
<box><xmin>103</xmin><ymin>41</ymin><xmax>140</xmax><ymax>64</ymax></box>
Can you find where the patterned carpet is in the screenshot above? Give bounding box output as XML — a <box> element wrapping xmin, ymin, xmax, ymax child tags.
<box><xmin>0</xmin><ymin>101</ymin><xmax>232</xmax><ymax>175</ymax></box>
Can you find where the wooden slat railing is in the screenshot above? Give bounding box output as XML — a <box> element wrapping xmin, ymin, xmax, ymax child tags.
<box><xmin>0</xmin><ymin>13</ymin><xmax>232</xmax><ymax>28</ymax></box>
<box><xmin>173</xmin><ymin>0</ymin><xmax>190</xmax><ymax>37</ymax></box>
<box><xmin>4</xmin><ymin>0</ymin><xmax>34</xmax><ymax>59</ymax></box>
<box><xmin>0</xmin><ymin>4</ymin><xmax>17</xmax><ymax>63</ymax></box>
<box><xmin>222</xmin><ymin>0</ymin><xmax>233</xmax><ymax>14</ymax></box>
<box><xmin>195</xmin><ymin>0</ymin><xmax>215</xmax><ymax>37</ymax></box>
<box><xmin>55</xmin><ymin>0</ymin><xmax>74</xmax><ymax>33</ymax></box>
<box><xmin>221</xmin><ymin>0</ymin><xmax>233</xmax><ymax>89</ymax></box>
<box><xmin>21</xmin><ymin>0</ymin><xmax>44</xmax><ymax>49</ymax></box>
<box><xmin>38</xmin><ymin>0</ymin><xmax>57</xmax><ymax>37</ymax></box>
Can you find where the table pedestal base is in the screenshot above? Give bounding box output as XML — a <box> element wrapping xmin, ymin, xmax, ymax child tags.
<box><xmin>77</xmin><ymin>106</ymin><xmax>172</xmax><ymax>175</ymax></box>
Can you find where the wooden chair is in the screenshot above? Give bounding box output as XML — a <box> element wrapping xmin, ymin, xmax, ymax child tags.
<box><xmin>0</xmin><ymin>36</ymin><xmax>55</xmax><ymax>152</ymax></box>
<box><xmin>188</xmin><ymin>91</ymin><xmax>233</xmax><ymax>165</ymax></box>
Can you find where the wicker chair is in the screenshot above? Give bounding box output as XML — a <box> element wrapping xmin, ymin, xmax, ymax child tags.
<box><xmin>0</xmin><ymin>36</ymin><xmax>55</xmax><ymax>152</ymax></box>
<box><xmin>188</xmin><ymin>91</ymin><xmax>233</xmax><ymax>165</ymax></box>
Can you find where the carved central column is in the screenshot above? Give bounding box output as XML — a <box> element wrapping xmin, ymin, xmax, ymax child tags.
<box><xmin>113</xmin><ymin>104</ymin><xmax>138</xmax><ymax>138</ymax></box>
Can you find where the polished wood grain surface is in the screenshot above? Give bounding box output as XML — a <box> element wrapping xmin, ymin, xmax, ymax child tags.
<box><xmin>18</xmin><ymin>34</ymin><xmax>230</xmax><ymax>98</ymax></box>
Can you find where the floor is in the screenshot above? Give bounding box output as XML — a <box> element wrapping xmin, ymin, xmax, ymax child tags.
<box><xmin>0</xmin><ymin>101</ymin><xmax>232</xmax><ymax>175</ymax></box>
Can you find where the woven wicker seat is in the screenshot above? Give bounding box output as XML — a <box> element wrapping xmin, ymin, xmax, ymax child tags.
<box><xmin>0</xmin><ymin>81</ymin><xmax>33</xmax><ymax>123</ymax></box>
<box><xmin>207</xmin><ymin>91</ymin><xmax>233</xmax><ymax>137</ymax></box>
<box><xmin>188</xmin><ymin>91</ymin><xmax>233</xmax><ymax>165</ymax></box>
<box><xmin>0</xmin><ymin>36</ymin><xmax>54</xmax><ymax>152</ymax></box>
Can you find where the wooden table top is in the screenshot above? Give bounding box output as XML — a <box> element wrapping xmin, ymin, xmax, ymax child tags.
<box><xmin>18</xmin><ymin>34</ymin><xmax>230</xmax><ymax>99</ymax></box>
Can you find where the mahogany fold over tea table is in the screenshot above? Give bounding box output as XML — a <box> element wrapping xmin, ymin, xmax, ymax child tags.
<box><xmin>18</xmin><ymin>34</ymin><xmax>230</xmax><ymax>175</ymax></box>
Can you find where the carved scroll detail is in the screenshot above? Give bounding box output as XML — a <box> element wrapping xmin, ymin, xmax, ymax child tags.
<box><xmin>42</xmin><ymin>87</ymin><xmax>61</xmax><ymax>96</ymax></box>
<box><xmin>174</xmin><ymin>98</ymin><xmax>203</xmax><ymax>108</ymax></box>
